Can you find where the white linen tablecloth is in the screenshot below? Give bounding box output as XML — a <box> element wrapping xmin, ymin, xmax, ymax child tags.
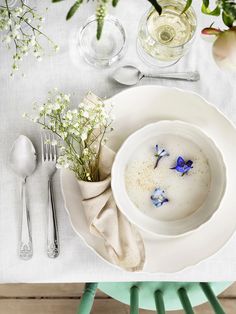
<box><xmin>0</xmin><ymin>0</ymin><xmax>236</xmax><ymax>283</ymax></box>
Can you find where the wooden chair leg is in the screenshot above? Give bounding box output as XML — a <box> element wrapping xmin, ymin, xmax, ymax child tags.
<box><xmin>130</xmin><ymin>286</ymin><xmax>139</xmax><ymax>314</ymax></box>
<box><xmin>200</xmin><ymin>283</ymin><xmax>226</xmax><ymax>314</ymax></box>
<box><xmin>77</xmin><ymin>283</ymin><xmax>98</xmax><ymax>314</ymax></box>
<box><xmin>178</xmin><ymin>287</ymin><xmax>195</xmax><ymax>314</ymax></box>
<box><xmin>154</xmin><ymin>290</ymin><xmax>165</xmax><ymax>314</ymax></box>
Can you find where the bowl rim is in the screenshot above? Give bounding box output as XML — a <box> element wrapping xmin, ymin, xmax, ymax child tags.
<box><xmin>111</xmin><ymin>119</ymin><xmax>227</xmax><ymax>238</ymax></box>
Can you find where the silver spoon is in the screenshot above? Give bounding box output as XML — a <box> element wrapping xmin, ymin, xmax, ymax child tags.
<box><xmin>112</xmin><ymin>65</ymin><xmax>200</xmax><ymax>86</ymax></box>
<box><xmin>9</xmin><ymin>135</ymin><xmax>37</xmax><ymax>260</ymax></box>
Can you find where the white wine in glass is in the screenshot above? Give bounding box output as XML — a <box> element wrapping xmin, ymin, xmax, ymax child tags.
<box><xmin>138</xmin><ymin>0</ymin><xmax>197</xmax><ymax>67</ymax></box>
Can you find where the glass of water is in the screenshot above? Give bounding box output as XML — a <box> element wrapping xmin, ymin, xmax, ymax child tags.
<box><xmin>78</xmin><ymin>15</ymin><xmax>126</xmax><ymax>67</ymax></box>
<box><xmin>137</xmin><ymin>0</ymin><xmax>197</xmax><ymax>67</ymax></box>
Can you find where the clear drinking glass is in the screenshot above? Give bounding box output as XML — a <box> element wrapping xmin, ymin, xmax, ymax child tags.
<box><xmin>78</xmin><ymin>15</ymin><xmax>126</xmax><ymax>67</ymax></box>
<box><xmin>137</xmin><ymin>0</ymin><xmax>197</xmax><ymax>67</ymax></box>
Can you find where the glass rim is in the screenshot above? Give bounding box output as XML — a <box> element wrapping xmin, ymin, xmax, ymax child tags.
<box><xmin>140</xmin><ymin>2</ymin><xmax>198</xmax><ymax>49</ymax></box>
<box><xmin>78</xmin><ymin>14</ymin><xmax>127</xmax><ymax>62</ymax></box>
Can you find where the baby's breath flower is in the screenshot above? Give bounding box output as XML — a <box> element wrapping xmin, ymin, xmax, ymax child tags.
<box><xmin>27</xmin><ymin>90</ymin><xmax>114</xmax><ymax>182</ymax></box>
<box><xmin>82</xmin><ymin>111</ymin><xmax>89</xmax><ymax>118</ymax></box>
<box><xmin>56</xmin><ymin>155</ymin><xmax>70</xmax><ymax>169</ymax></box>
<box><xmin>81</xmin><ymin>132</ymin><xmax>88</xmax><ymax>141</ymax></box>
<box><xmin>59</xmin><ymin>131</ymin><xmax>68</xmax><ymax>140</ymax></box>
<box><xmin>66</xmin><ymin>111</ymin><xmax>73</xmax><ymax>121</ymax></box>
<box><xmin>53</xmin><ymin>102</ymin><xmax>61</xmax><ymax>110</ymax></box>
<box><xmin>51</xmin><ymin>139</ymin><xmax>58</xmax><ymax>146</ymax></box>
<box><xmin>64</xmin><ymin>94</ymin><xmax>70</xmax><ymax>102</ymax></box>
<box><xmin>83</xmin><ymin>148</ymin><xmax>89</xmax><ymax>155</ymax></box>
<box><xmin>0</xmin><ymin>1</ymin><xmax>59</xmax><ymax>75</ymax></box>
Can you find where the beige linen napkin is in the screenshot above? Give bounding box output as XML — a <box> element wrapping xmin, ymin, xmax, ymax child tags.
<box><xmin>77</xmin><ymin>146</ymin><xmax>145</xmax><ymax>271</ymax></box>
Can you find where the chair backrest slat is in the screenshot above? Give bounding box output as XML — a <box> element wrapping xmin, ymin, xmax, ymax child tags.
<box><xmin>200</xmin><ymin>283</ymin><xmax>226</xmax><ymax>314</ymax></box>
<box><xmin>77</xmin><ymin>282</ymin><xmax>229</xmax><ymax>314</ymax></box>
<box><xmin>178</xmin><ymin>287</ymin><xmax>195</xmax><ymax>314</ymax></box>
<box><xmin>130</xmin><ymin>286</ymin><xmax>139</xmax><ymax>314</ymax></box>
<box><xmin>154</xmin><ymin>289</ymin><xmax>165</xmax><ymax>314</ymax></box>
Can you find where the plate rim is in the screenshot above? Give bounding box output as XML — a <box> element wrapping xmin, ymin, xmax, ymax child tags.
<box><xmin>60</xmin><ymin>85</ymin><xmax>236</xmax><ymax>274</ymax></box>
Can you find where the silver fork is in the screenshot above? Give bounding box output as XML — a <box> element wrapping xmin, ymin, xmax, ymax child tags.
<box><xmin>41</xmin><ymin>133</ymin><xmax>59</xmax><ymax>258</ymax></box>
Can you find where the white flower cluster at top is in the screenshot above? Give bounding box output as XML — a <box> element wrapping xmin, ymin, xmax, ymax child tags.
<box><xmin>0</xmin><ymin>1</ymin><xmax>58</xmax><ymax>75</ymax></box>
<box><xmin>25</xmin><ymin>90</ymin><xmax>113</xmax><ymax>182</ymax></box>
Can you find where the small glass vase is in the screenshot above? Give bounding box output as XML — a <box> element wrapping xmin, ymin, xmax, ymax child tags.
<box><xmin>137</xmin><ymin>0</ymin><xmax>197</xmax><ymax>67</ymax></box>
<box><xmin>78</xmin><ymin>15</ymin><xmax>127</xmax><ymax>68</ymax></box>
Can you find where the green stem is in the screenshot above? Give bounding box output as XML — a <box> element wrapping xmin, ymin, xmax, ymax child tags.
<box><xmin>20</xmin><ymin>17</ymin><xmax>54</xmax><ymax>45</ymax></box>
<box><xmin>4</xmin><ymin>0</ymin><xmax>10</xmax><ymax>18</ymax></box>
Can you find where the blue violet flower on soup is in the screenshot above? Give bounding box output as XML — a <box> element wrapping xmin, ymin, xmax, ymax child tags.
<box><xmin>171</xmin><ymin>156</ymin><xmax>193</xmax><ymax>176</ymax></box>
<box><xmin>154</xmin><ymin>144</ymin><xmax>169</xmax><ymax>169</ymax></box>
<box><xmin>151</xmin><ymin>188</ymin><xmax>169</xmax><ymax>208</ymax></box>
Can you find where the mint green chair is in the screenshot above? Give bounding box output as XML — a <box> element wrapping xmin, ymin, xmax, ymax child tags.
<box><xmin>77</xmin><ymin>281</ymin><xmax>233</xmax><ymax>313</ymax></box>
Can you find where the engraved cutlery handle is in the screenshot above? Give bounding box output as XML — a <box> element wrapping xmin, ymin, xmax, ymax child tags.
<box><xmin>47</xmin><ymin>180</ymin><xmax>59</xmax><ymax>258</ymax></box>
<box><xmin>19</xmin><ymin>181</ymin><xmax>33</xmax><ymax>260</ymax></box>
<box><xmin>144</xmin><ymin>71</ymin><xmax>200</xmax><ymax>82</ymax></box>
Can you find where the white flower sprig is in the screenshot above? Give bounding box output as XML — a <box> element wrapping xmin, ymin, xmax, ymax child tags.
<box><xmin>25</xmin><ymin>90</ymin><xmax>113</xmax><ymax>182</ymax></box>
<box><xmin>0</xmin><ymin>0</ymin><xmax>58</xmax><ymax>75</ymax></box>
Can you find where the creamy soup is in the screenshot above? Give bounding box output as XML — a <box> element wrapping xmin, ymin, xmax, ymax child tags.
<box><xmin>125</xmin><ymin>134</ymin><xmax>211</xmax><ymax>221</ymax></box>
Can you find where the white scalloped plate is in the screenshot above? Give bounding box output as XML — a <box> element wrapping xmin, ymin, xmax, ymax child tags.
<box><xmin>61</xmin><ymin>86</ymin><xmax>236</xmax><ymax>273</ymax></box>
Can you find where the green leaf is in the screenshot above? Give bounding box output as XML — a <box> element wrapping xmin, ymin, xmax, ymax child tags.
<box><xmin>222</xmin><ymin>11</ymin><xmax>234</xmax><ymax>27</ymax></box>
<box><xmin>220</xmin><ymin>0</ymin><xmax>236</xmax><ymax>21</ymax></box>
<box><xmin>112</xmin><ymin>0</ymin><xmax>119</xmax><ymax>7</ymax></box>
<box><xmin>147</xmin><ymin>0</ymin><xmax>162</xmax><ymax>15</ymax></box>
<box><xmin>52</xmin><ymin>0</ymin><xmax>65</xmax><ymax>2</ymax></box>
<box><xmin>201</xmin><ymin>3</ymin><xmax>221</xmax><ymax>16</ymax></box>
<box><xmin>202</xmin><ymin>0</ymin><xmax>209</xmax><ymax>7</ymax></box>
<box><xmin>66</xmin><ymin>0</ymin><xmax>83</xmax><ymax>20</ymax></box>
<box><xmin>182</xmin><ymin>0</ymin><xmax>192</xmax><ymax>14</ymax></box>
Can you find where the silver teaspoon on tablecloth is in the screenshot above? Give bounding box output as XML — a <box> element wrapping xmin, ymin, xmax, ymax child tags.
<box><xmin>9</xmin><ymin>135</ymin><xmax>37</xmax><ymax>260</ymax></box>
<box><xmin>112</xmin><ymin>65</ymin><xmax>200</xmax><ymax>86</ymax></box>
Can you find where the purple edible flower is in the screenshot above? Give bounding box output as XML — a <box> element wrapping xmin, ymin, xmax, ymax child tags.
<box><xmin>154</xmin><ymin>144</ymin><xmax>169</xmax><ymax>169</ymax></box>
<box><xmin>151</xmin><ymin>188</ymin><xmax>169</xmax><ymax>208</ymax></box>
<box><xmin>171</xmin><ymin>156</ymin><xmax>193</xmax><ymax>176</ymax></box>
